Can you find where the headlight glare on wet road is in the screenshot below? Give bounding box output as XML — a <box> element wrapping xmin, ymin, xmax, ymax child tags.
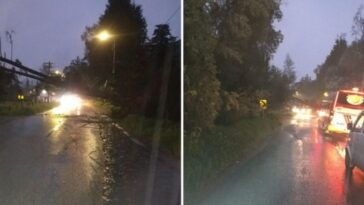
<box><xmin>59</xmin><ymin>94</ymin><xmax>82</xmax><ymax>109</ymax></box>
<box><xmin>52</xmin><ymin>94</ymin><xmax>83</xmax><ymax>115</ymax></box>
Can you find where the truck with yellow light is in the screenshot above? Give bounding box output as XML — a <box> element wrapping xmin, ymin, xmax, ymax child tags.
<box><xmin>322</xmin><ymin>88</ymin><xmax>364</xmax><ymax>135</ymax></box>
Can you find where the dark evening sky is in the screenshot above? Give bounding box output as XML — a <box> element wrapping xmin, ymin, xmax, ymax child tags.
<box><xmin>273</xmin><ymin>0</ymin><xmax>363</xmax><ymax>79</ymax></box>
<box><xmin>0</xmin><ymin>0</ymin><xmax>180</xmax><ymax>71</ymax></box>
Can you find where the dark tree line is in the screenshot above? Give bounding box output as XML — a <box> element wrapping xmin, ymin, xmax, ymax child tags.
<box><xmin>64</xmin><ymin>0</ymin><xmax>180</xmax><ymax>122</ymax></box>
<box><xmin>185</xmin><ymin>0</ymin><xmax>294</xmax><ymax>135</ymax></box>
<box><xmin>0</xmin><ymin>70</ymin><xmax>21</xmax><ymax>100</ymax></box>
<box><xmin>297</xmin><ymin>5</ymin><xmax>364</xmax><ymax>104</ymax></box>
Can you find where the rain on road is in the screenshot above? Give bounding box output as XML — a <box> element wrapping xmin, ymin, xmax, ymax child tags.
<box><xmin>0</xmin><ymin>110</ymin><xmax>104</xmax><ymax>204</ymax></box>
<box><xmin>0</xmin><ymin>100</ymin><xmax>180</xmax><ymax>205</ymax></box>
<box><xmin>200</xmin><ymin>118</ymin><xmax>364</xmax><ymax>205</ymax></box>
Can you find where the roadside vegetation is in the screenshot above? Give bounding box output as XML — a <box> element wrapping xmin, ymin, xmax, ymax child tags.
<box><xmin>62</xmin><ymin>0</ymin><xmax>180</xmax><ymax>159</ymax></box>
<box><xmin>0</xmin><ymin>55</ymin><xmax>61</xmax><ymax>117</ymax></box>
<box><xmin>0</xmin><ymin>101</ymin><xmax>57</xmax><ymax>115</ymax></box>
<box><xmin>118</xmin><ymin>115</ymin><xmax>180</xmax><ymax>157</ymax></box>
<box><xmin>295</xmin><ymin>6</ymin><xmax>364</xmax><ymax>103</ymax></box>
<box><xmin>93</xmin><ymin>98</ymin><xmax>180</xmax><ymax>158</ymax></box>
<box><xmin>92</xmin><ymin>98</ymin><xmax>114</xmax><ymax>115</ymax></box>
<box><xmin>185</xmin><ymin>115</ymin><xmax>280</xmax><ymax>202</ymax></box>
<box><xmin>185</xmin><ymin>0</ymin><xmax>293</xmax><ymax>203</ymax></box>
<box><xmin>185</xmin><ymin>1</ymin><xmax>364</xmax><ymax>204</ymax></box>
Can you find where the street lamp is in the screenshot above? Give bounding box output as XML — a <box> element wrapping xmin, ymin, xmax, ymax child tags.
<box><xmin>95</xmin><ymin>30</ymin><xmax>116</xmax><ymax>76</ymax></box>
<box><xmin>96</xmin><ymin>31</ymin><xmax>112</xmax><ymax>41</ymax></box>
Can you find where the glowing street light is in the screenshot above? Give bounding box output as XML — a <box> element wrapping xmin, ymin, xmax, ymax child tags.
<box><xmin>95</xmin><ymin>30</ymin><xmax>116</xmax><ymax>76</ymax></box>
<box><xmin>96</xmin><ymin>30</ymin><xmax>112</xmax><ymax>41</ymax></box>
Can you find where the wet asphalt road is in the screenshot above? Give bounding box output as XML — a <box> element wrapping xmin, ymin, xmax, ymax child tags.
<box><xmin>0</xmin><ymin>114</ymin><xmax>104</xmax><ymax>204</ymax></box>
<box><xmin>200</xmin><ymin>118</ymin><xmax>364</xmax><ymax>205</ymax></box>
<box><xmin>0</xmin><ymin>102</ymin><xmax>179</xmax><ymax>205</ymax></box>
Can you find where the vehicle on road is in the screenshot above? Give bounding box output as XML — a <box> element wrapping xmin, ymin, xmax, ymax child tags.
<box><xmin>345</xmin><ymin>111</ymin><xmax>364</xmax><ymax>174</ymax></box>
<box><xmin>292</xmin><ymin>105</ymin><xmax>313</xmax><ymax>120</ymax></box>
<box><xmin>317</xmin><ymin>99</ymin><xmax>332</xmax><ymax>130</ymax></box>
<box><xmin>290</xmin><ymin>105</ymin><xmax>313</xmax><ymax>125</ymax></box>
<box><xmin>322</xmin><ymin>88</ymin><xmax>364</xmax><ymax>135</ymax></box>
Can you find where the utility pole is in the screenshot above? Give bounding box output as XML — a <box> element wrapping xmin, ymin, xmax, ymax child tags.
<box><xmin>0</xmin><ymin>37</ymin><xmax>2</xmax><ymax>67</ymax></box>
<box><xmin>0</xmin><ymin>36</ymin><xmax>2</xmax><ymax>58</ymax></box>
<box><xmin>5</xmin><ymin>30</ymin><xmax>15</xmax><ymax>60</ymax></box>
<box><xmin>112</xmin><ymin>39</ymin><xmax>116</xmax><ymax>76</ymax></box>
<box><xmin>42</xmin><ymin>61</ymin><xmax>53</xmax><ymax>75</ymax></box>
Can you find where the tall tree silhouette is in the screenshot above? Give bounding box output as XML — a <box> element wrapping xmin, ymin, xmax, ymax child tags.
<box><xmin>83</xmin><ymin>0</ymin><xmax>148</xmax><ymax>115</ymax></box>
<box><xmin>143</xmin><ymin>24</ymin><xmax>180</xmax><ymax>120</ymax></box>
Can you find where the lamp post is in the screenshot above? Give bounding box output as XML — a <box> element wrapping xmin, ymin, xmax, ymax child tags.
<box><xmin>96</xmin><ymin>30</ymin><xmax>116</xmax><ymax>76</ymax></box>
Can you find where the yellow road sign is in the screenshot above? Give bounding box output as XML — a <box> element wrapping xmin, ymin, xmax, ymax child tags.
<box><xmin>259</xmin><ymin>99</ymin><xmax>268</xmax><ymax>110</ymax></box>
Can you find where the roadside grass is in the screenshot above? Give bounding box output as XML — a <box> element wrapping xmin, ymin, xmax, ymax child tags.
<box><xmin>117</xmin><ymin>115</ymin><xmax>180</xmax><ymax>158</ymax></box>
<box><xmin>91</xmin><ymin>98</ymin><xmax>115</xmax><ymax>115</ymax></box>
<box><xmin>0</xmin><ymin>101</ymin><xmax>58</xmax><ymax>116</ymax></box>
<box><xmin>184</xmin><ymin>115</ymin><xmax>280</xmax><ymax>204</ymax></box>
<box><xmin>92</xmin><ymin>98</ymin><xmax>180</xmax><ymax>158</ymax></box>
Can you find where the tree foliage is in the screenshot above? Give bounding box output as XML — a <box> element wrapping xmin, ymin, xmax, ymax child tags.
<box><xmin>0</xmin><ymin>71</ymin><xmax>20</xmax><ymax>100</ymax></box>
<box><xmin>63</xmin><ymin>57</ymin><xmax>92</xmax><ymax>94</ymax></box>
<box><xmin>214</xmin><ymin>0</ymin><xmax>284</xmax><ymax>121</ymax></box>
<box><xmin>314</xmin><ymin>36</ymin><xmax>347</xmax><ymax>91</ymax></box>
<box><xmin>312</xmin><ymin>38</ymin><xmax>363</xmax><ymax>94</ymax></box>
<box><xmin>64</xmin><ymin>0</ymin><xmax>181</xmax><ymax>121</ymax></box>
<box><xmin>352</xmin><ymin>5</ymin><xmax>364</xmax><ymax>40</ymax></box>
<box><xmin>185</xmin><ymin>0</ymin><xmax>221</xmax><ymax>131</ymax></box>
<box><xmin>265</xmin><ymin>65</ymin><xmax>292</xmax><ymax>108</ymax></box>
<box><xmin>299</xmin><ymin>6</ymin><xmax>364</xmax><ymax>104</ymax></box>
<box><xmin>82</xmin><ymin>0</ymin><xmax>148</xmax><ymax>112</ymax></box>
<box><xmin>215</xmin><ymin>0</ymin><xmax>283</xmax><ymax>92</ymax></box>
<box><xmin>185</xmin><ymin>0</ymin><xmax>290</xmax><ymax>132</ymax></box>
<box><xmin>142</xmin><ymin>24</ymin><xmax>181</xmax><ymax>121</ymax></box>
<box><xmin>283</xmin><ymin>54</ymin><xmax>296</xmax><ymax>87</ymax></box>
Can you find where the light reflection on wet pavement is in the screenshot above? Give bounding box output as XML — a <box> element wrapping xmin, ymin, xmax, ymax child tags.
<box><xmin>0</xmin><ymin>101</ymin><xmax>180</xmax><ymax>205</ymax></box>
<box><xmin>0</xmin><ymin>113</ymin><xmax>104</xmax><ymax>204</ymax></box>
<box><xmin>200</xmin><ymin>117</ymin><xmax>364</xmax><ymax>205</ymax></box>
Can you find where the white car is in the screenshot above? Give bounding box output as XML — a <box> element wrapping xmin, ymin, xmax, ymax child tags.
<box><xmin>345</xmin><ymin>111</ymin><xmax>364</xmax><ymax>174</ymax></box>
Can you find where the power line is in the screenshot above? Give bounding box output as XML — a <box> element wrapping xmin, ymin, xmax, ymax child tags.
<box><xmin>165</xmin><ymin>6</ymin><xmax>180</xmax><ymax>24</ymax></box>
